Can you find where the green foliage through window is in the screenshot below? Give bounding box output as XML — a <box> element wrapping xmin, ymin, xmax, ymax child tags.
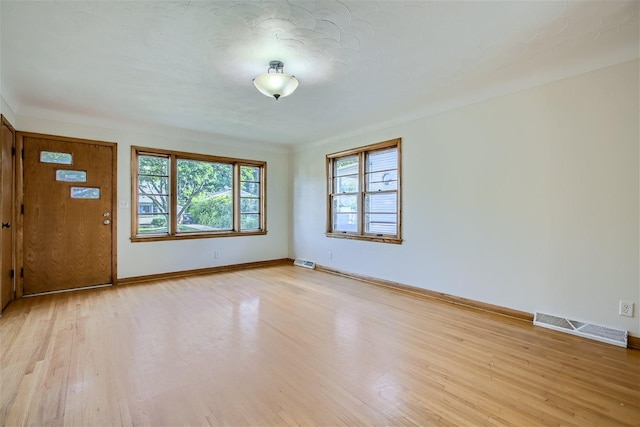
<box><xmin>190</xmin><ymin>194</ymin><xmax>233</xmax><ymax>230</ymax></box>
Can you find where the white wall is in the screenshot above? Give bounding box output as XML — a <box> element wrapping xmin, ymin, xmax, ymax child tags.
<box><xmin>0</xmin><ymin>2</ymin><xmax>16</xmax><ymax>125</ymax></box>
<box><xmin>292</xmin><ymin>59</ymin><xmax>640</xmax><ymax>336</ymax></box>
<box><xmin>0</xmin><ymin>97</ymin><xmax>16</xmax><ymax>124</ymax></box>
<box><xmin>15</xmin><ymin>116</ymin><xmax>290</xmax><ymax>279</ymax></box>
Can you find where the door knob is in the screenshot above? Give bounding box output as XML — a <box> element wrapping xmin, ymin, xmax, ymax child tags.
<box><xmin>103</xmin><ymin>219</ymin><xmax>111</xmax><ymax>225</ymax></box>
<box><xmin>1</xmin><ymin>223</ymin><xmax>10</xmax><ymax>229</ymax></box>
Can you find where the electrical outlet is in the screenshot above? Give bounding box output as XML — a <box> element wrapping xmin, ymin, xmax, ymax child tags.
<box><xmin>619</xmin><ymin>301</ymin><xmax>634</xmax><ymax>317</ymax></box>
<box><xmin>213</xmin><ymin>251</ymin><xmax>219</xmax><ymax>259</ymax></box>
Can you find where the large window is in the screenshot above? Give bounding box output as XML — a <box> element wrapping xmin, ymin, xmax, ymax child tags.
<box><xmin>326</xmin><ymin>138</ymin><xmax>401</xmax><ymax>243</ymax></box>
<box><xmin>132</xmin><ymin>147</ymin><xmax>266</xmax><ymax>241</ymax></box>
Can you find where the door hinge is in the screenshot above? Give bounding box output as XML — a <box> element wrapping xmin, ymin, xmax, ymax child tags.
<box><xmin>20</xmin><ymin>268</ymin><xmax>24</xmax><ymax>278</ymax></box>
<box><xmin>21</xmin><ymin>204</ymin><xmax>24</xmax><ymax>215</ymax></box>
<box><xmin>21</xmin><ymin>149</ymin><xmax>24</xmax><ymax>159</ymax></box>
<box><xmin>11</xmin><ymin>147</ymin><xmax>16</xmax><ymax>156</ymax></box>
<box><xmin>9</xmin><ymin>269</ymin><xmax>14</xmax><ymax>278</ymax></box>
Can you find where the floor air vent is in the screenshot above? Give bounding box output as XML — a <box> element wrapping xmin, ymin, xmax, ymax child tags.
<box><xmin>293</xmin><ymin>258</ymin><xmax>316</xmax><ymax>269</ymax></box>
<box><xmin>534</xmin><ymin>312</ymin><xmax>627</xmax><ymax>348</ymax></box>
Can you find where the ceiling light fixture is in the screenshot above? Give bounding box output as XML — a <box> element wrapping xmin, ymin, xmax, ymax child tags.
<box><xmin>253</xmin><ymin>60</ymin><xmax>298</xmax><ymax>101</ymax></box>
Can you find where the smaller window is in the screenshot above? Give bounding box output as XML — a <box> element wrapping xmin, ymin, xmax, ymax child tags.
<box><xmin>70</xmin><ymin>187</ymin><xmax>100</xmax><ymax>199</ymax></box>
<box><xmin>41</xmin><ymin>151</ymin><xmax>72</xmax><ymax>164</ymax></box>
<box><xmin>137</xmin><ymin>154</ymin><xmax>170</xmax><ymax>235</ymax></box>
<box><xmin>240</xmin><ymin>165</ymin><xmax>262</xmax><ymax>231</ymax></box>
<box><xmin>56</xmin><ymin>170</ymin><xmax>87</xmax><ymax>182</ymax></box>
<box><xmin>326</xmin><ymin>138</ymin><xmax>401</xmax><ymax>244</ymax></box>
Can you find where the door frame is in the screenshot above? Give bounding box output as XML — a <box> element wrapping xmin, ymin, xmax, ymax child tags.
<box><xmin>15</xmin><ymin>131</ymin><xmax>118</xmax><ymax>297</ymax></box>
<box><xmin>1</xmin><ymin>115</ymin><xmax>16</xmax><ymax>311</ymax></box>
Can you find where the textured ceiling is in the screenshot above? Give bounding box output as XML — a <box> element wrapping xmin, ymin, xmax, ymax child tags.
<box><xmin>1</xmin><ymin>1</ymin><xmax>638</xmax><ymax>147</ymax></box>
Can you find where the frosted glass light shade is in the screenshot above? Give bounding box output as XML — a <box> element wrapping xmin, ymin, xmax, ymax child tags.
<box><xmin>253</xmin><ymin>73</ymin><xmax>299</xmax><ymax>100</ymax></box>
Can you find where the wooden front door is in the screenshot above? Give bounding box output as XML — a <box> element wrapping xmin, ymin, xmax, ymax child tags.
<box><xmin>22</xmin><ymin>134</ymin><xmax>116</xmax><ymax>295</ymax></box>
<box><xmin>1</xmin><ymin>116</ymin><xmax>16</xmax><ymax>310</ymax></box>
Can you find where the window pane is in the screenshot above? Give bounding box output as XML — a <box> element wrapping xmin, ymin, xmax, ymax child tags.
<box><xmin>366</xmin><ymin>148</ymin><xmax>397</xmax><ymax>172</ymax></box>
<box><xmin>177</xmin><ymin>160</ymin><xmax>232</xmax><ymax>202</ymax></box>
<box><xmin>241</xmin><ymin>182</ymin><xmax>260</xmax><ymax>197</ymax></box>
<box><xmin>138</xmin><ymin>195</ymin><xmax>168</xmax><ymax>214</ymax></box>
<box><xmin>335</xmin><ymin>156</ymin><xmax>358</xmax><ymax>176</ymax></box>
<box><xmin>139</xmin><ymin>155</ymin><xmax>168</xmax><ymax>175</ymax></box>
<box><xmin>138</xmin><ymin>213</ymin><xmax>169</xmax><ymax>234</ymax></box>
<box><xmin>366</xmin><ymin>170</ymin><xmax>397</xmax><ymax>191</ymax></box>
<box><xmin>365</xmin><ymin>193</ymin><xmax>397</xmax><ymax>213</ymax></box>
<box><xmin>138</xmin><ymin>154</ymin><xmax>170</xmax><ymax>235</ymax></box>
<box><xmin>41</xmin><ymin>151</ymin><xmax>72</xmax><ymax>164</ymax></box>
<box><xmin>56</xmin><ymin>170</ymin><xmax>87</xmax><ymax>182</ymax></box>
<box><xmin>138</xmin><ymin>192</ymin><xmax>168</xmax><ymax>234</ymax></box>
<box><xmin>70</xmin><ymin>187</ymin><xmax>99</xmax><ymax>199</ymax></box>
<box><xmin>240</xmin><ymin>165</ymin><xmax>261</xmax><ymax>230</ymax></box>
<box><xmin>333</xmin><ymin>195</ymin><xmax>358</xmax><ymax>213</ymax></box>
<box><xmin>241</xmin><ymin>214</ymin><xmax>260</xmax><ymax>230</ymax></box>
<box><xmin>334</xmin><ymin>175</ymin><xmax>358</xmax><ymax>193</ymax></box>
<box><xmin>177</xmin><ymin>160</ymin><xmax>233</xmax><ymax>232</ymax></box>
<box><xmin>184</xmin><ymin>193</ymin><xmax>232</xmax><ymax>231</ymax></box>
<box><xmin>365</xmin><ymin>214</ymin><xmax>397</xmax><ymax>235</ymax></box>
<box><xmin>139</xmin><ymin>176</ymin><xmax>169</xmax><ymax>195</ymax></box>
<box><xmin>241</xmin><ymin>165</ymin><xmax>260</xmax><ymax>182</ymax></box>
<box><xmin>333</xmin><ymin>213</ymin><xmax>357</xmax><ymax>232</ymax></box>
<box><xmin>241</xmin><ymin>198</ymin><xmax>259</xmax><ymax>214</ymax></box>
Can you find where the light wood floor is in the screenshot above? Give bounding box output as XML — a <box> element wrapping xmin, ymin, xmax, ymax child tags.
<box><xmin>1</xmin><ymin>265</ymin><xmax>639</xmax><ymax>426</ymax></box>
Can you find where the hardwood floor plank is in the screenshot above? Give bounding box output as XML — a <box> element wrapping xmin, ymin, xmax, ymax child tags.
<box><xmin>1</xmin><ymin>265</ymin><xmax>639</xmax><ymax>426</ymax></box>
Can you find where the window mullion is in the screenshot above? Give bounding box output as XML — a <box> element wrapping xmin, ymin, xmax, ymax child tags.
<box><xmin>358</xmin><ymin>151</ymin><xmax>365</xmax><ymax>236</ymax></box>
<box><xmin>170</xmin><ymin>154</ymin><xmax>177</xmax><ymax>236</ymax></box>
<box><xmin>233</xmin><ymin>163</ymin><xmax>240</xmax><ymax>232</ymax></box>
<box><xmin>326</xmin><ymin>158</ymin><xmax>332</xmax><ymax>234</ymax></box>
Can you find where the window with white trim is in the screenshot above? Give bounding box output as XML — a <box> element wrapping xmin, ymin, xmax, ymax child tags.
<box><xmin>326</xmin><ymin>138</ymin><xmax>401</xmax><ymax>243</ymax></box>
